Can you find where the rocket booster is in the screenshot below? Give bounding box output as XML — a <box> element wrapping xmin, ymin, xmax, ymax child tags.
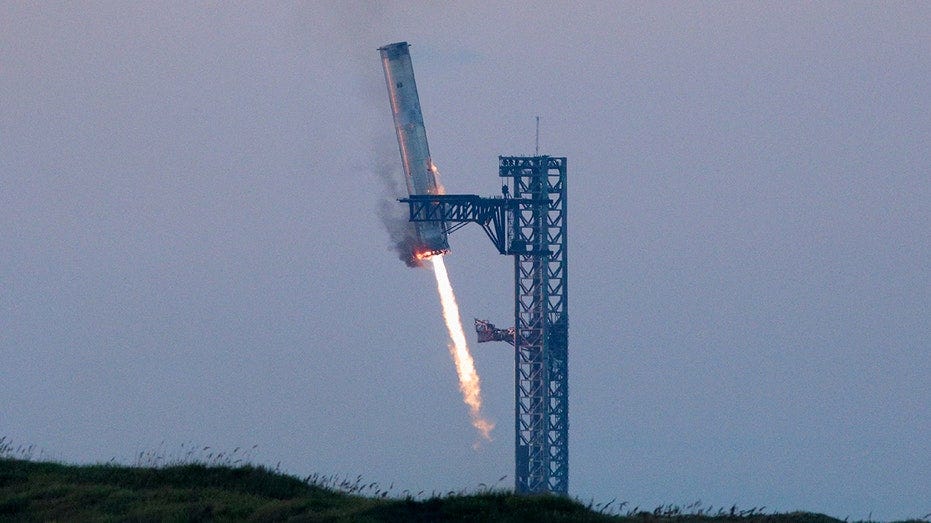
<box><xmin>379</xmin><ymin>41</ymin><xmax>449</xmax><ymax>257</ymax></box>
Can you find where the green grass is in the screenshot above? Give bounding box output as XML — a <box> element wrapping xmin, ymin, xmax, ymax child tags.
<box><xmin>0</xmin><ymin>457</ymin><xmax>924</xmax><ymax>522</ymax></box>
<box><xmin>0</xmin><ymin>457</ymin><xmax>386</xmax><ymax>521</ymax></box>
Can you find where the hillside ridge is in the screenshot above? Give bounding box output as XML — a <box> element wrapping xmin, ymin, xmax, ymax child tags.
<box><xmin>0</xmin><ymin>458</ymin><xmax>917</xmax><ymax>522</ymax></box>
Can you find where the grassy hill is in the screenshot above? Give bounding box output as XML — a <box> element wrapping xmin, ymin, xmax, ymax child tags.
<box><xmin>0</xmin><ymin>457</ymin><xmax>916</xmax><ymax>522</ymax></box>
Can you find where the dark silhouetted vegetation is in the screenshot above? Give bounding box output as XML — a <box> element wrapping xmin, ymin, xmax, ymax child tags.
<box><xmin>0</xmin><ymin>438</ymin><xmax>925</xmax><ymax>522</ymax></box>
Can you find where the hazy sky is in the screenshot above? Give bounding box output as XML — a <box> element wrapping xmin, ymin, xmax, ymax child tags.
<box><xmin>2</xmin><ymin>2</ymin><xmax>928</xmax><ymax>520</ymax></box>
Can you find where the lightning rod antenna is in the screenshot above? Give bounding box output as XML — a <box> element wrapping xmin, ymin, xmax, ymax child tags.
<box><xmin>535</xmin><ymin>116</ymin><xmax>540</xmax><ymax>155</ymax></box>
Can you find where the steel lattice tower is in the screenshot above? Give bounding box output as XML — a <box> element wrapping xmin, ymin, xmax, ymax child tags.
<box><xmin>399</xmin><ymin>155</ymin><xmax>568</xmax><ymax>495</ymax></box>
<box><xmin>501</xmin><ymin>156</ymin><xmax>568</xmax><ymax>494</ymax></box>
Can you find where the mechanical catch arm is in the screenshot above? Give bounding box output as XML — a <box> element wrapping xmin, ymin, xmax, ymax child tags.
<box><xmin>398</xmin><ymin>194</ymin><xmax>550</xmax><ymax>256</ymax></box>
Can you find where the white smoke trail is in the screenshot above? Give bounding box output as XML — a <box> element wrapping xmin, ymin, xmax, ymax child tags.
<box><xmin>430</xmin><ymin>255</ymin><xmax>494</xmax><ymax>441</ymax></box>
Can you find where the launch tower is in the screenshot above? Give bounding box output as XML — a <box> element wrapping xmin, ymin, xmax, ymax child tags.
<box><xmin>401</xmin><ymin>156</ymin><xmax>568</xmax><ymax>494</ymax></box>
<box><xmin>502</xmin><ymin>156</ymin><xmax>568</xmax><ymax>494</ymax></box>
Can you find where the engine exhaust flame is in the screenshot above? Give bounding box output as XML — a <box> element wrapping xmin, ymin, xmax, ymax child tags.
<box><xmin>430</xmin><ymin>255</ymin><xmax>494</xmax><ymax>441</ymax></box>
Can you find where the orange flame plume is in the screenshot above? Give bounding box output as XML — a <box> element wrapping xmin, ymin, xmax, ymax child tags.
<box><xmin>430</xmin><ymin>255</ymin><xmax>494</xmax><ymax>441</ymax></box>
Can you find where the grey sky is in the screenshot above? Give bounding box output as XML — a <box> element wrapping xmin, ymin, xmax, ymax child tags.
<box><xmin>1</xmin><ymin>2</ymin><xmax>928</xmax><ymax>520</ymax></box>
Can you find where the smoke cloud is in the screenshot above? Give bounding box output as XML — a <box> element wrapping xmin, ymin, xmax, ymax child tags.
<box><xmin>375</xmin><ymin>155</ymin><xmax>422</xmax><ymax>268</ymax></box>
